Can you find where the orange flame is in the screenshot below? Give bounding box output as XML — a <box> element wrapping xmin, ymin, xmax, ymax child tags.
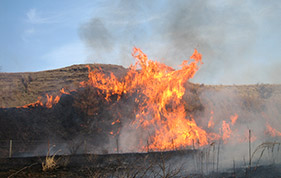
<box><xmin>17</xmin><ymin>97</ymin><xmax>43</xmax><ymax>108</ymax></box>
<box><xmin>45</xmin><ymin>94</ymin><xmax>60</xmax><ymax>109</ymax></box>
<box><xmin>230</xmin><ymin>113</ymin><xmax>238</xmax><ymax>125</ymax></box>
<box><xmin>83</xmin><ymin>47</ymin><xmax>214</xmax><ymax>150</ymax></box>
<box><xmin>17</xmin><ymin>47</ymin><xmax>277</xmax><ymax>151</ymax></box>
<box><xmin>17</xmin><ymin>88</ymin><xmax>71</xmax><ymax>109</ymax></box>
<box><xmin>221</xmin><ymin>120</ymin><xmax>232</xmax><ymax>143</ymax></box>
<box><xmin>111</xmin><ymin>119</ymin><xmax>120</xmax><ymax>125</ymax></box>
<box><xmin>60</xmin><ymin>88</ymin><xmax>70</xmax><ymax>95</ymax></box>
<box><xmin>208</xmin><ymin>111</ymin><xmax>214</xmax><ymax>128</ymax></box>
<box><xmin>266</xmin><ymin>123</ymin><xmax>281</xmax><ymax>137</ymax></box>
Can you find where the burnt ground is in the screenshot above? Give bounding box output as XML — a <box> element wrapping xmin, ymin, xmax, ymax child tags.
<box><xmin>0</xmin><ymin>151</ymin><xmax>281</xmax><ymax>178</ymax></box>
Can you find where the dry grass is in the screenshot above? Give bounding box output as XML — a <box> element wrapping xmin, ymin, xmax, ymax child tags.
<box><xmin>42</xmin><ymin>146</ymin><xmax>61</xmax><ymax>172</ymax></box>
<box><xmin>251</xmin><ymin>142</ymin><xmax>281</xmax><ymax>167</ymax></box>
<box><xmin>2</xmin><ymin>64</ymin><xmax>281</xmax><ymax>110</ymax></box>
<box><xmin>0</xmin><ymin>64</ymin><xmax>126</xmax><ymax>108</ymax></box>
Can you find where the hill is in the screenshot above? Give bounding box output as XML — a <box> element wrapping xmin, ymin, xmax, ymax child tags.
<box><xmin>0</xmin><ymin>64</ymin><xmax>281</xmax><ymax>157</ymax></box>
<box><xmin>0</xmin><ymin>64</ymin><xmax>127</xmax><ymax>108</ymax></box>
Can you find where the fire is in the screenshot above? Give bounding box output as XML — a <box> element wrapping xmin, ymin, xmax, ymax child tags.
<box><xmin>208</xmin><ymin>111</ymin><xmax>214</xmax><ymax>128</ymax></box>
<box><xmin>17</xmin><ymin>47</ymin><xmax>280</xmax><ymax>151</ymax></box>
<box><xmin>221</xmin><ymin>120</ymin><xmax>231</xmax><ymax>143</ymax></box>
<box><xmin>60</xmin><ymin>88</ymin><xmax>70</xmax><ymax>95</ymax></box>
<box><xmin>45</xmin><ymin>94</ymin><xmax>60</xmax><ymax>109</ymax></box>
<box><xmin>230</xmin><ymin>113</ymin><xmax>238</xmax><ymax>125</ymax></box>
<box><xmin>17</xmin><ymin>97</ymin><xmax>43</xmax><ymax>108</ymax></box>
<box><xmin>82</xmin><ymin>47</ymin><xmax>215</xmax><ymax>150</ymax></box>
<box><xmin>266</xmin><ymin>123</ymin><xmax>281</xmax><ymax>137</ymax></box>
<box><xmin>17</xmin><ymin>88</ymin><xmax>71</xmax><ymax>109</ymax></box>
<box><xmin>111</xmin><ymin>119</ymin><xmax>120</xmax><ymax>125</ymax></box>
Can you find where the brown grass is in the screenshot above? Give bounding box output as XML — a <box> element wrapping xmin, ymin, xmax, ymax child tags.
<box><xmin>0</xmin><ymin>64</ymin><xmax>127</xmax><ymax>108</ymax></box>
<box><xmin>42</xmin><ymin>146</ymin><xmax>61</xmax><ymax>172</ymax></box>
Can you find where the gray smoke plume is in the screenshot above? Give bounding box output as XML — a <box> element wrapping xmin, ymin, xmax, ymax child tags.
<box><xmin>79</xmin><ymin>18</ymin><xmax>114</xmax><ymax>62</ymax></box>
<box><xmin>79</xmin><ymin>0</ymin><xmax>281</xmax><ymax>84</ymax></box>
<box><xmin>79</xmin><ymin>18</ymin><xmax>114</xmax><ymax>51</ymax></box>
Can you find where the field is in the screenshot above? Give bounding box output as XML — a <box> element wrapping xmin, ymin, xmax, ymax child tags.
<box><xmin>1</xmin><ymin>64</ymin><xmax>281</xmax><ymax>177</ymax></box>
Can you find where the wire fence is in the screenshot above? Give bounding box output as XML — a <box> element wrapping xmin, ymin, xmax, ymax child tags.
<box><xmin>0</xmin><ymin>140</ymin><xmax>71</xmax><ymax>158</ymax></box>
<box><xmin>0</xmin><ymin>138</ymin><xmax>201</xmax><ymax>158</ymax></box>
<box><xmin>0</xmin><ymin>139</ymin><xmax>121</xmax><ymax>158</ymax></box>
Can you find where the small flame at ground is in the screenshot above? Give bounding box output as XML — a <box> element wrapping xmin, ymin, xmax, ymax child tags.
<box><xmin>208</xmin><ymin>111</ymin><xmax>214</xmax><ymax>128</ymax></box>
<box><xmin>17</xmin><ymin>89</ymin><xmax>71</xmax><ymax>109</ymax></box>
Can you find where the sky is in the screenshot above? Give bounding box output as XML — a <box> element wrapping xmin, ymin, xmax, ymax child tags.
<box><xmin>1</xmin><ymin>0</ymin><xmax>281</xmax><ymax>84</ymax></box>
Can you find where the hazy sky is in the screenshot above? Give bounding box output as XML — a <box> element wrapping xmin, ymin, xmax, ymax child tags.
<box><xmin>1</xmin><ymin>0</ymin><xmax>281</xmax><ymax>84</ymax></box>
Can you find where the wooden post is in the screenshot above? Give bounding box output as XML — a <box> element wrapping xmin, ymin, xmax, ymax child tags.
<box><xmin>48</xmin><ymin>139</ymin><xmax>50</xmax><ymax>154</ymax></box>
<box><xmin>172</xmin><ymin>138</ymin><xmax>175</xmax><ymax>151</ymax></box>
<box><xmin>84</xmin><ymin>140</ymin><xmax>87</xmax><ymax>154</ymax></box>
<box><xmin>233</xmin><ymin>159</ymin><xmax>236</xmax><ymax>177</ymax></box>
<box><xmin>9</xmin><ymin>140</ymin><xmax>12</xmax><ymax>158</ymax></box>
<box><xmin>116</xmin><ymin>138</ymin><xmax>119</xmax><ymax>153</ymax></box>
<box><xmin>192</xmin><ymin>139</ymin><xmax>195</xmax><ymax>150</ymax></box>
<box><xmin>212</xmin><ymin>144</ymin><xmax>215</xmax><ymax>173</ymax></box>
<box><xmin>249</xmin><ymin>129</ymin><xmax>252</xmax><ymax>169</ymax></box>
<box><xmin>216</xmin><ymin>139</ymin><xmax>220</xmax><ymax>173</ymax></box>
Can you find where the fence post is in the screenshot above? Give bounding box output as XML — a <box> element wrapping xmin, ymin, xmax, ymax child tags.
<box><xmin>9</xmin><ymin>140</ymin><xmax>12</xmax><ymax>158</ymax></box>
<box><xmin>116</xmin><ymin>138</ymin><xmax>119</xmax><ymax>153</ymax></box>
<box><xmin>249</xmin><ymin>129</ymin><xmax>252</xmax><ymax>170</ymax></box>
<box><xmin>84</xmin><ymin>140</ymin><xmax>87</xmax><ymax>154</ymax></box>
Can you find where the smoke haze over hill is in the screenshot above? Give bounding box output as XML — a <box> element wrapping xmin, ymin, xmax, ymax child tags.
<box><xmin>1</xmin><ymin>0</ymin><xmax>281</xmax><ymax>84</ymax></box>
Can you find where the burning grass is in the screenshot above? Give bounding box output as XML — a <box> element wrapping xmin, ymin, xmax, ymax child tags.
<box><xmin>1</xmin><ymin>47</ymin><xmax>281</xmax><ymax>155</ymax></box>
<box><xmin>1</xmin><ymin>48</ymin><xmax>281</xmax><ymax>177</ymax></box>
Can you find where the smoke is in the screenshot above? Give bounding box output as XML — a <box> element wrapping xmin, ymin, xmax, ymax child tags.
<box><xmin>103</xmin><ymin>83</ymin><xmax>281</xmax><ymax>170</ymax></box>
<box><xmin>195</xmin><ymin>85</ymin><xmax>281</xmax><ymax>170</ymax></box>
<box><xmin>79</xmin><ymin>0</ymin><xmax>281</xmax><ymax>84</ymax></box>
<box><xmin>79</xmin><ymin>18</ymin><xmax>114</xmax><ymax>62</ymax></box>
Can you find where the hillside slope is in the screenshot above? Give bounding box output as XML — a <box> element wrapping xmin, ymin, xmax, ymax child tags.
<box><xmin>0</xmin><ymin>64</ymin><xmax>127</xmax><ymax>108</ymax></box>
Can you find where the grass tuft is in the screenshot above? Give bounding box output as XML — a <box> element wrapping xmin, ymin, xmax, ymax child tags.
<box><xmin>42</xmin><ymin>146</ymin><xmax>61</xmax><ymax>172</ymax></box>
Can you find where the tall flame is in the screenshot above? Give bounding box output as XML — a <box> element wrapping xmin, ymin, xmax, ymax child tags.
<box><xmin>83</xmin><ymin>47</ymin><xmax>216</xmax><ymax>150</ymax></box>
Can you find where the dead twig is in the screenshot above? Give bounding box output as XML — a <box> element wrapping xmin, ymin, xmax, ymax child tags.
<box><xmin>8</xmin><ymin>163</ymin><xmax>38</xmax><ymax>178</ymax></box>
